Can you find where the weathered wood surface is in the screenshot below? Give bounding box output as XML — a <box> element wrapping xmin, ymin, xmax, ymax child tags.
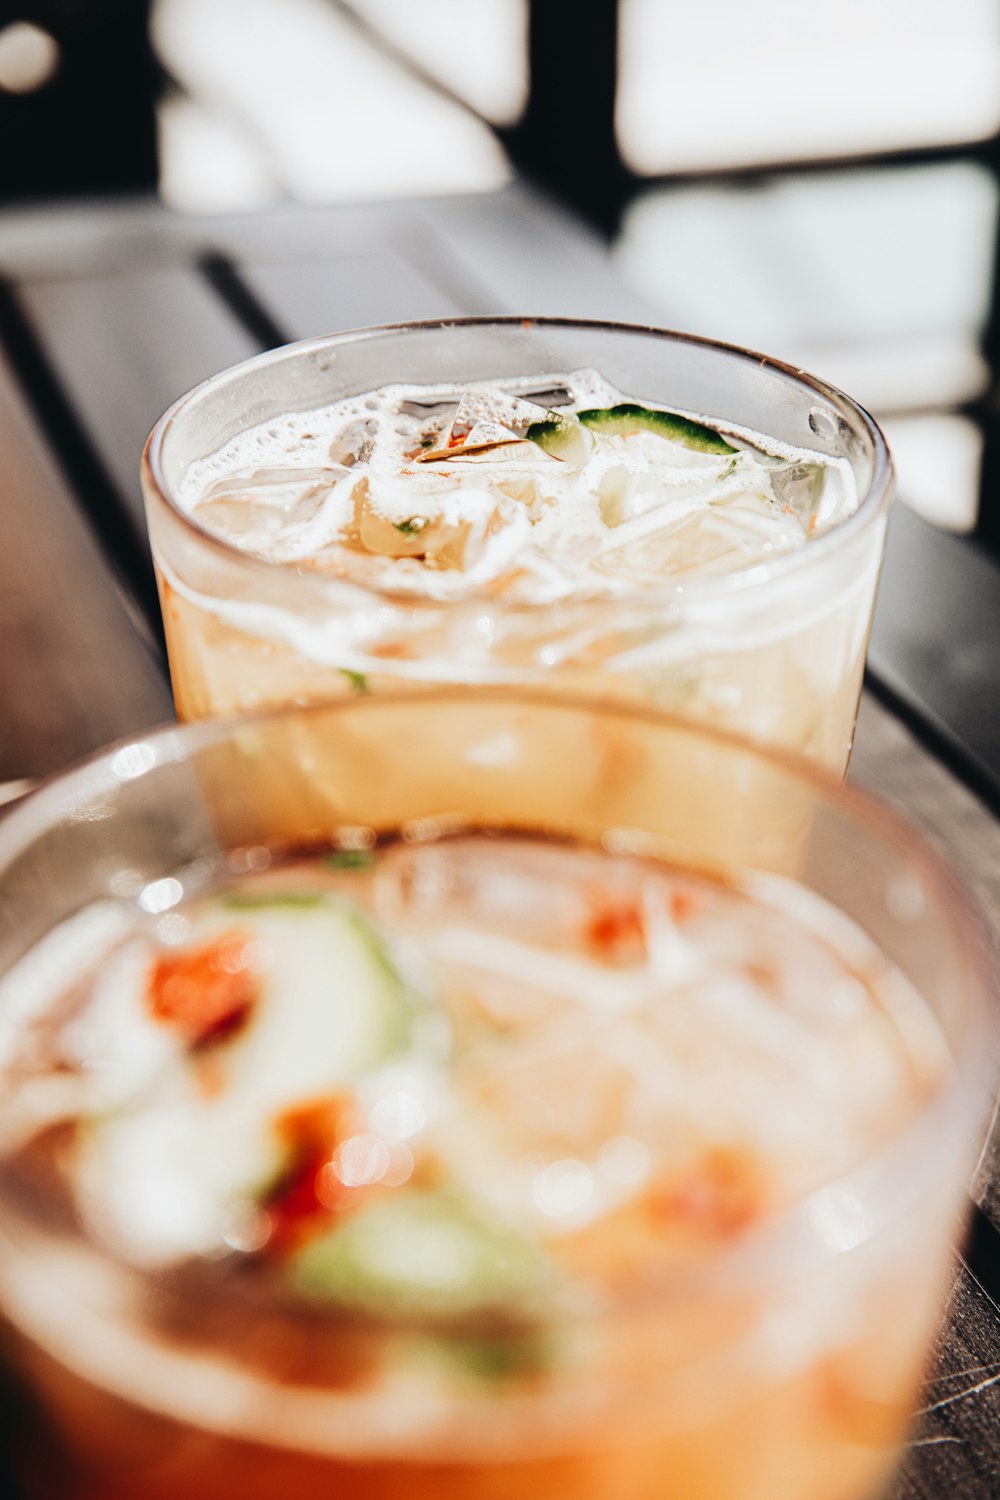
<box><xmin>890</xmin><ymin>1268</ymin><xmax>1000</xmax><ymax>1499</ymax></box>
<box><xmin>16</xmin><ymin>266</ymin><xmax>257</xmax><ymax>525</ymax></box>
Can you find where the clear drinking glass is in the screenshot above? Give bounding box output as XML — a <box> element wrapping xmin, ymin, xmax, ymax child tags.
<box><xmin>0</xmin><ymin>691</ymin><xmax>990</xmax><ymax>1500</ymax></box>
<box><xmin>142</xmin><ymin>319</ymin><xmax>893</xmax><ymax>773</ymax></box>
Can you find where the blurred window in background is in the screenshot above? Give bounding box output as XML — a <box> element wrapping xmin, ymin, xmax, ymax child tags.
<box><xmin>617</xmin><ymin>165</ymin><xmax>997</xmax><ymax>411</ymax></box>
<box><xmin>354</xmin><ymin>0</ymin><xmax>529</xmax><ymax>125</ymax></box>
<box><xmin>152</xmin><ymin>0</ymin><xmax>515</xmax><ymax>211</ymax></box>
<box><xmin>612</xmin><ymin>0</ymin><xmax>1000</xmax><ymax>543</ymax></box>
<box><xmin>617</xmin><ymin>0</ymin><xmax>1000</xmax><ymax>172</ymax></box>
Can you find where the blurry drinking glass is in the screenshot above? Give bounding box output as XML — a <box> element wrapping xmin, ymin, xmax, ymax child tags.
<box><xmin>0</xmin><ymin>691</ymin><xmax>990</xmax><ymax>1500</ymax></box>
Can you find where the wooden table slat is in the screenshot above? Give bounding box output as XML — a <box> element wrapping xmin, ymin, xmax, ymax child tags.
<box><xmin>869</xmin><ymin>502</ymin><xmax>1000</xmax><ymax>809</ymax></box>
<box><xmin>412</xmin><ymin>186</ymin><xmax>662</xmax><ymax>322</ymax></box>
<box><xmin>15</xmin><ymin>264</ymin><xmax>260</xmax><ymax>533</ymax></box>
<box><xmin>890</xmin><ymin>1267</ymin><xmax>1000</xmax><ymax>1498</ymax></box>
<box><xmin>0</xmin><ymin>347</ymin><xmax>172</xmax><ymax>782</ymax></box>
<box><xmin>238</xmin><ymin>245</ymin><xmax>465</xmax><ymax>343</ymax></box>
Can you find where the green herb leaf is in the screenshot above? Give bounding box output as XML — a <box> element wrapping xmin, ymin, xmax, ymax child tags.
<box><xmin>394</xmin><ymin>517</ymin><xmax>428</xmax><ymax>536</ymax></box>
<box><xmin>340</xmin><ymin>669</ymin><xmax>370</xmax><ymax>695</ymax></box>
<box><xmin>326</xmin><ymin>849</ymin><xmax>376</xmax><ymax>872</ymax></box>
<box><xmin>446</xmin><ymin>1331</ymin><xmax>554</xmax><ymax>1383</ymax></box>
<box><xmin>290</xmin><ymin>1188</ymin><xmax>550</xmax><ymax>1317</ymax></box>
<box><xmin>220</xmin><ymin>891</ymin><xmax>326</xmax><ymax>910</ymax></box>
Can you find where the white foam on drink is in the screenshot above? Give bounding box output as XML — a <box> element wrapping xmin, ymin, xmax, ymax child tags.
<box><xmin>176</xmin><ymin>371</ymin><xmax>857</xmax><ymax>605</ymax></box>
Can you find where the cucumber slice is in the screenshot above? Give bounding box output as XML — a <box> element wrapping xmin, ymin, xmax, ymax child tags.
<box><xmin>524</xmin><ymin>414</ymin><xmax>592</xmax><ymax>464</ymax></box>
<box><xmin>203</xmin><ymin>896</ymin><xmax>416</xmax><ymax>1112</ymax></box>
<box><xmin>577</xmin><ymin>404</ymin><xmax>735</xmax><ymax>455</ymax></box>
<box><xmin>441</xmin><ymin>1330</ymin><xmax>554</xmax><ymax>1383</ymax></box>
<box><xmin>78</xmin><ymin>896</ymin><xmax>421</xmax><ymax>1262</ymax></box>
<box><xmin>291</xmin><ymin>1186</ymin><xmax>549</xmax><ymax>1319</ymax></box>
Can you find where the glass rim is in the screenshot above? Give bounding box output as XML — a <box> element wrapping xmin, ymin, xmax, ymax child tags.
<box><xmin>141</xmin><ymin>316</ymin><xmax>895</xmax><ymax>617</ymax></box>
<box><xmin>0</xmin><ymin>688</ymin><xmax>989</xmax><ymax>1304</ymax></box>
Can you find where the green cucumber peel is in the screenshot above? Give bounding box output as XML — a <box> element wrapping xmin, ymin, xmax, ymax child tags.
<box><xmin>326</xmin><ymin>849</ymin><xmax>377</xmax><ymax>871</ymax></box>
<box><xmin>442</xmin><ymin>1329</ymin><xmax>556</xmax><ymax>1383</ymax></box>
<box><xmin>220</xmin><ymin>891</ymin><xmax>327</xmax><ymax>910</ymax></box>
<box><xmin>289</xmin><ymin>1187</ymin><xmax>550</xmax><ymax>1318</ymax></box>
<box><xmin>524</xmin><ymin>412</ymin><xmax>591</xmax><ymax>462</ymax></box>
<box><xmin>577</xmin><ymin>403</ymin><xmax>736</xmax><ymax>455</ymax></box>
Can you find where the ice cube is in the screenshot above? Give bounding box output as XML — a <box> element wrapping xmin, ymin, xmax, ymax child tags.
<box><xmin>769</xmin><ymin>460</ymin><xmax>825</xmax><ymax>520</ymax></box>
<box><xmin>773</xmin><ymin>458</ymin><xmax>849</xmax><ymax>532</ymax></box>
<box><xmin>463</xmin><ymin>422</ymin><xmax>520</xmax><ymax>448</ymax></box>
<box><xmin>591</xmin><ymin>473</ymin><xmax>809</xmax><ymax>578</ymax></box>
<box><xmin>199</xmin><ymin>466</ymin><xmax>343</xmax><ymax>509</ymax></box>
<box><xmin>474</xmin><ymin>1042</ymin><xmax>636</xmax><ymax>1162</ymax></box>
<box><xmin>596</xmin><ymin>467</ymin><xmax>704</xmax><ymax>529</ymax></box>
<box><xmin>592</xmin><ymin>443</ymin><xmax>744</xmax><ymax>528</ymax></box>
<box><xmin>193</xmin><ymin>466</ymin><xmax>346</xmax><ymax>548</ymax></box>
<box><xmin>357</xmin><ymin>470</ymin><xmax>517</xmax><ymax>571</ymax></box>
<box><xmin>450</xmin><ymin>385</ymin><xmax>551</xmax><ymax>440</ymax></box>
<box><xmin>375</xmin><ymin>838</ymin><xmax>609</xmax><ymax>951</ymax></box>
<box><xmin>329</xmin><ymin>418</ymin><xmax>376</xmax><ymax>468</ymax></box>
<box><xmin>590</xmin><ymin>497</ymin><xmax>710</xmax><ymax>559</ymax></box>
<box><xmin>376</xmin><ymin>840</ymin><xmax>688</xmax><ymax>1019</ymax></box>
<box><xmin>456</xmin><ymin>501</ymin><xmax>534</xmax><ymax>585</ymax></box>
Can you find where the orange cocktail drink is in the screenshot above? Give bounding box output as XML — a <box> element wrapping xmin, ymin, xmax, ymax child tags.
<box><xmin>143</xmin><ymin>320</ymin><xmax>892</xmax><ymax>773</ymax></box>
<box><xmin>0</xmin><ymin>693</ymin><xmax>989</xmax><ymax>1500</ymax></box>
